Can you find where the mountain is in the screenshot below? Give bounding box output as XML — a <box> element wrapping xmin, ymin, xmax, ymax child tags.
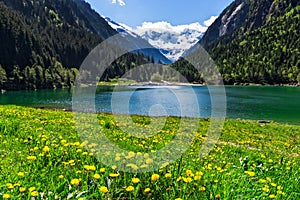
<box><xmin>181</xmin><ymin>0</ymin><xmax>300</xmax><ymax>85</ymax></box>
<box><xmin>0</xmin><ymin>0</ymin><xmax>153</xmax><ymax>90</ymax></box>
<box><xmin>134</xmin><ymin>22</ymin><xmax>207</xmax><ymax>62</ymax></box>
<box><xmin>105</xmin><ymin>17</ymin><xmax>172</xmax><ymax>64</ymax></box>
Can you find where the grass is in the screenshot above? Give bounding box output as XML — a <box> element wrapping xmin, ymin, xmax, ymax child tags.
<box><xmin>0</xmin><ymin>105</ymin><xmax>299</xmax><ymax>199</ymax></box>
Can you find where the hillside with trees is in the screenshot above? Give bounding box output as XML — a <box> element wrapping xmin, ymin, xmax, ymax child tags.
<box><xmin>175</xmin><ymin>0</ymin><xmax>300</xmax><ymax>85</ymax></box>
<box><xmin>0</xmin><ymin>0</ymin><xmax>154</xmax><ymax>90</ymax></box>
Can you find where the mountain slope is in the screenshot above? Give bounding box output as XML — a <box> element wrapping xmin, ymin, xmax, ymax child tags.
<box><xmin>181</xmin><ymin>0</ymin><xmax>300</xmax><ymax>84</ymax></box>
<box><xmin>0</xmin><ymin>0</ymin><xmax>153</xmax><ymax>90</ymax></box>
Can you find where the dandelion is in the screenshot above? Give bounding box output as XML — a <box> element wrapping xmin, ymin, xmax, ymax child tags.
<box><xmin>109</xmin><ymin>173</ymin><xmax>119</xmax><ymax>178</ymax></box>
<box><xmin>31</xmin><ymin>191</ymin><xmax>39</xmax><ymax>197</ymax></box>
<box><xmin>151</xmin><ymin>174</ymin><xmax>160</xmax><ymax>181</ymax></box>
<box><xmin>216</xmin><ymin>194</ymin><xmax>221</xmax><ymax>199</ymax></box>
<box><xmin>175</xmin><ymin>198</ymin><xmax>182</xmax><ymax>200</ymax></box>
<box><xmin>271</xmin><ymin>183</ymin><xmax>277</xmax><ymax>187</ymax></box>
<box><xmin>262</xmin><ymin>187</ymin><xmax>270</xmax><ymax>193</ymax></box>
<box><xmin>58</xmin><ymin>175</ymin><xmax>64</xmax><ymax>179</ymax></box>
<box><xmin>17</xmin><ymin>172</ymin><xmax>25</xmax><ymax>177</ymax></box>
<box><xmin>144</xmin><ymin>188</ymin><xmax>151</xmax><ymax>193</ymax></box>
<box><xmin>269</xmin><ymin>194</ymin><xmax>276</xmax><ymax>199</ymax></box>
<box><xmin>100</xmin><ymin>168</ymin><xmax>106</xmax><ymax>173</ymax></box>
<box><xmin>27</xmin><ymin>156</ymin><xmax>37</xmax><ymax>161</ymax></box>
<box><xmin>70</xmin><ymin>178</ymin><xmax>81</xmax><ymax>186</ymax></box>
<box><xmin>93</xmin><ymin>174</ymin><xmax>101</xmax><ymax>179</ymax></box>
<box><xmin>19</xmin><ymin>187</ymin><xmax>26</xmax><ymax>192</ymax></box>
<box><xmin>29</xmin><ymin>187</ymin><xmax>36</xmax><ymax>192</ymax></box>
<box><xmin>165</xmin><ymin>173</ymin><xmax>172</xmax><ymax>178</ymax></box>
<box><xmin>132</xmin><ymin>178</ymin><xmax>140</xmax><ymax>183</ymax></box>
<box><xmin>84</xmin><ymin>165</ymin><xmax>96</xmax><ymax>171</ymax></box>
<box><xmin>183</xmin><ymin>177</ymin><xmax>193</xmax><ymax>183</ymax></box>
<box><xmin>3</xmin><ymin>194</ymin><xmax>10</xmax><ymax>199</ymax></box>
<box><xmin>199</xmin><ymin>186</ymin><xmax>206</xmax><ymax>191</ymax></box>
<box><xmin>99</xmin><ymin>186</ymin><xmax>108</xmax><ymax>193</ymax></box>
<box><xmin>6</xmin><ymin>183</ymin><xmax>14</xmax><ymax>189</ymax></box>
<box><xmin>126</xmin><ymin>186</ymin><xmax>134</xmax><ymax>192</ymax></box>
<box><xmin>42</xmin><ymin>146</ymin><xmax>50</xmax><ymax>152</ymax></box>
<box><xmin>186</xmin><ymin>170</ymin><xmax>193</xmax><ymax>176</ymax></box>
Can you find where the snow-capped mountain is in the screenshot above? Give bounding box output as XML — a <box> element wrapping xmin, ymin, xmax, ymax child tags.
<box><xmin>105</xmin><ymin>17</ymin><xmax>172</xmax><ymax>64</ymax></box>
<box><xmin>105</xmin><ymin>17</ymin><xmax>218</xmax><ymax>62</ymax></box>
<box><xmin>134</xmin><ymin>22</ymin><xmax>207</xmax><ymax>62</ymax></box>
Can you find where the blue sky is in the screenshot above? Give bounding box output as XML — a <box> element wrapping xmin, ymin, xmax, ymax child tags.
<box><xmin>85</xmin><ymin>0</ymin><xmax>234</xmax><ymax>28</ymax></box>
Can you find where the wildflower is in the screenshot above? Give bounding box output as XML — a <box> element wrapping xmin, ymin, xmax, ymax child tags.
<box><xmin>109</xmin><ymin>173</ymin><xmax>119</xmax><ymax>178</ymax></box>
<box><xmin>6</xmin><ymin>183</ymin><xmax>14</xmax><ymax>189</ymax></box>
<box><xmin>58</xmin><ymin>175</ymin><xmax>64</xmax><ymax>179</ymax></box>
<box><xmin>259</xmin><ymin>179</ymin><xmax>267</xmax><ymax>183</ymax></box>
<box><xmin>186</xmin><ymin>170</ymin><xmax>193</xmax><ymax>176</ymax></box>
<box><xmin>17</xmin><ymin>172</ymin><xmax>25</xmax><ymax>177</ymax></box>
<box><xmin>100</xmin><ymin>168</ymin><xmax>106</xmax><ymax>173</ymax></box>
<box><xmin>99</xmin><ymin>186</ymin><xmax>108</xmax><ymax>193</ymax></box>
<box><xmin>84</xmin><ymin>165</ymin><xmax>96</xmax><ymax>171</ymax></box>
<box><xmin>269</xmin><ymin>194</ymin><xmax>276</xmax><ymax>199</ymax></box>
<box><xmin>2</xmin><ymin>194</ymin><xmax>10</xmax><ymax>199</ymax></box>
<box><xmin>151</xmin><ymin>174</ymin><xmax>160</xmax><ymax>181</ymax></box>
<box><xmin>29</xmin><ymin>187</ymin><xmax>36</xmax><ymax>192</ymax></box>
<box><xmin>262</xmin><ymin>187</ymin><xmax>270</xmax><ymax>193</ymax></box>
<box><xmin>144</xmin><ymin>188</ymin><xmax>151</xmax><ymax>193</ymax></box>
<box><xmin>19</xmin><ymin>187</ymin><xmax>26</xmax><ymax>192</ymax></box>
<box><xmin>245</xmin><ymin>171</ymin><xmax>255</xmax><ymax>177</ymax></box>
<box><xmin>93</xmin><ymin>174</ymin><xmax>101</xmax><ymax>179</ymax></box>
<box><xmin>175</xmin><ymin>198</ymin><xmax>182</xmax><ymax>200</ymax></box>
<box><xmin>42</xmin><ymin>146</ymin><xmax>50</xmax><ymax>152</ymax></box>
<box><xmin>31</xmin><ymin>191</ymin><xmax>39</xmax><ymax>197</ymax></box>
<box><xmin>70</xmin><ymin>178</ymin><xmax>81</xmax><ymax>186</ymax></box>
<box><xmin>132</xmin><ymin>178</ymin><xmax>140</xmax><ymax>184</ymax></box>
<box><xmin>165</xmin><ymin>173</ymin><xmax>172</xmax><ymax>178</ymax></box>
<box><xmin>199</xmin><ymin>186</ymin><xmax>206</xmax><ymax>191</ymax></box>
<box><xmin>216</xmin><ymin>194</ymin><xmax>221</xmax><ymax>199</ymax></box>
<box><xmin>183</xmin><ymin>177</ymin><xmax>193</xmax><ymax>183</ymax></box>
<box><xmin>126</xmin><ymin>186</ymin><xmax>134</xmax><ymax>192</ymax></box>
<box><xmin>27</xmin><ymin>156</ymin><xmax>37</xmax><ymax>161</ymax></box>
<box><xmin>271</xmin><ymin>183</ymin><xmax>277</xmax><ymax>187</ymax></box>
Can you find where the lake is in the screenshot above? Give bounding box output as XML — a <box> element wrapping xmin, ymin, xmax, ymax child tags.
<box><xmin>0</xmin><ymin>86</ymin><xmax>299</xmax><ymax>125</ymax></box>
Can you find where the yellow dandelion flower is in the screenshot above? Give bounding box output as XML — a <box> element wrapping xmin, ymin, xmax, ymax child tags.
<box><xmin>31</xmin><ymin>191</ymin><xmax>39</xmax><ymax>197</ymax></box>
<box><xmin>27</xmin><ymin>156</ymin><xmax>37</xmax><ymax>161</ymax></box>
<box><xmin>19</xmin><ymin>187</ymin><xmax>26</xmax><ymax>192</ymax></box>
<box><xmin>175</xmin><ymin>198</ymin><xmax>182</xmax><ymax>200</ymax></box>
<box><xmin>183</xmin><ymin>177</ymin><xmax>193</xmax><ymax>183</ymax></box>
<box><xmin>269</xmin><ymin>194</ymin><xmax>276</xmax><ymax>199</ymax></box>
<box><xmin>151</xmin><ymin>174</ymin><xmax>160</xmax><ymax>181</ymax></box>
<box><xmin>259</xmin><ymin>179</ymin><xmax>267</xmax><ymax>183</ymax></box>
<box><xmin>186</xmin><ymin>170</ymin><xmax>193</xmax><ymax>176</ymax></box>
<box><xmin>271</xmin><ymin>183</ymin><xmax>277</xmax><ymax>187</ymax></box>
<box><xmin>6</xmin><ymin>183</ymin><xmax>14</xmax><ymax>189</ymax></box>
<box><xmin>29</xmin><ymin>187</ymin><xmax>36</xmax><ymax>192</ymax></box>
<box><xmin>215</xmin><ymin>194</ymin><xmax>221</xmax><ymax>199</ymax></box>
<box><xmin>2</xmin><ymin>194</ymin><xmax>10</xmax><ymax>199</ymax></box>
<box><xmin>93</xmin><ymin>174</ymin><xmax>101</xmax><ymax>179</ymax></box>
<box><xmin>70</xmin><ymin>178</ymin><xmax>81</xmax><ymax>186</ymax></box>
<box><xmin>144</xmin><ymin>188</ymin><xmax>151</xmax><ymax>193</ymax></box>
<box><xmin>132</xmin><ymin>178</ymin><xmax>140</xmax><ymax>184</ymax></box>
<box><xmin>199</xmin><ymin>186</ymin><xmax>206</xmax><ymax>191</ymax></box>
<box><xmin>262</xmin><ymin>187</ymin><xmax>270</xmax><ymax>193</ymax></box>
<box><xmin>126</xmin><ymin>186</ymin><xmax>134</xmax><ymax>192</ymax></box>
<box><xmin>109</xmin><ymin>173</ymin><xmax>119</xmax><ymax>178</ymax></box>
<box><xmin>42</xmin><ymin>146</ymin><xmax>50</xmax><ymax>152</ymax></box>
<box><xmin>100</xmin><ymin>168</ymin><xmax>106</xmax><ymax>173</ymax></box>
<box><xmin>165</xmin><ymin>173</ymin><xmax>172</xmax><ymax>178</ymax></box>
<box><xmin>58</xmin><ymin>175</ymin><xmax>64</xmax><ymax>179</ymax></box>
<box><xmin>17</xmin><ymin>172</ymin><xmax>25</xmax><ymax>177</ymax></box>
<box><xmin>99</xmin><ymin>186</ymin><xmax>108</xmax><ymax>193</ymax></box>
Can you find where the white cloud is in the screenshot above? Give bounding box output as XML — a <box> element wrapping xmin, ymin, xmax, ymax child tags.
<box><xmin>204</xmin><ymin>16</ymin><xmax>218</xmax><ymax>27</ymax></box>
<box><xmin>111</xmin><ymin>0</ymin><xmax>126</xmax><ymax>6</ymax></box>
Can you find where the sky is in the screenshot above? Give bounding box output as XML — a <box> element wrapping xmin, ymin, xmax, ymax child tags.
<box><xmin>85</xmin><ymin>0</ymin><xmax>234</xmax><ymax>28</ymax></box>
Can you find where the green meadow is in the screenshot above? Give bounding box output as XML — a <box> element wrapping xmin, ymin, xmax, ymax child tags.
<box><xmin>0</xmin><ymin>105</ymin><xmax>299</xmax><ymax>199</ymax></box>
